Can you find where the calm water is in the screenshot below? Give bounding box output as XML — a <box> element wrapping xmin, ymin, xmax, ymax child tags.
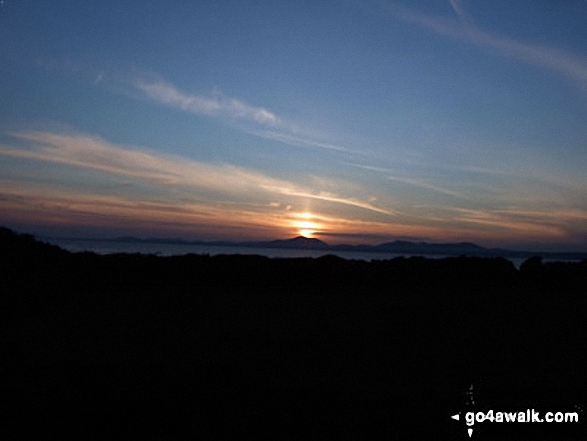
<box><xmin>45</xmin><ymin>238</ymin><xmax>533</xmax><ymax>268</ymax></box>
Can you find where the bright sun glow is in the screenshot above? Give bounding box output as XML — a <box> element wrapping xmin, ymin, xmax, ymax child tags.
<box><xmin>297</xmin><ymin>221</ymin><xmax>317</xmax><ymax>230</ymax></box>
<box><xmin>293</xmin><ymin>214</ymin><xmax>319</xmax><ymax>238</ymax></box>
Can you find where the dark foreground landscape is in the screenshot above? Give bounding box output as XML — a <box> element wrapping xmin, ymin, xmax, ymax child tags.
<box><xmin>2</xmin><ymin>227</ymin><xmax>586</xmax><ymax>439</ymax></box>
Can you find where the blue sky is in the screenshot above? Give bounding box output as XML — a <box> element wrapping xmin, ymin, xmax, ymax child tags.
<box><xmin>1</xmin><ymin>0</ymin><xmax>586</xmax><ymax>250</ymax></box>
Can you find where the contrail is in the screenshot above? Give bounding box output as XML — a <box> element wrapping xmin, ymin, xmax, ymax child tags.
<box><xmin>381</xmin><ymin>2</ymin><xmax>587</xmax><ymax>92</ymax></box>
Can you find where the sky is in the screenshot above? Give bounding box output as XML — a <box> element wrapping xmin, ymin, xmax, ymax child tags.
<box><xmin>1</xmin><ymin>0</ymin><xmax>587</xmax><ymax>251</ymax></box>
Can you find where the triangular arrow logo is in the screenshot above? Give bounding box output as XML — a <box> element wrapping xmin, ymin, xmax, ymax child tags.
<box><xmin>468</xmin><ymin>428</ymin><xmax>473</xmax><ymax>437</ymax></box>
<box><xmin>451</xmin><ymin>413</ymin><xmax>459</xmax><ymax>421</ymax></box>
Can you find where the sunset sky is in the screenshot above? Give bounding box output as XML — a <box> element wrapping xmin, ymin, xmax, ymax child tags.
<box><xmin>1</xmin><ymin>0</ymin><xmax>587</xmax><ymax>251</ymax></box>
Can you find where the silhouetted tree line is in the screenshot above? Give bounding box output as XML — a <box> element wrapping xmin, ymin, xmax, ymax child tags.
<box><xmin>1</xmin><ymin>227</ymin><xmax>585</xmax><ymax>439</ymax></box>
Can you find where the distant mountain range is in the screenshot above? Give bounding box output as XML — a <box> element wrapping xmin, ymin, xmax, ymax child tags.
<box><xmin>63</xmin><ymin>235</ymin><xmax>587</xmax><ymax>261</ymax></box>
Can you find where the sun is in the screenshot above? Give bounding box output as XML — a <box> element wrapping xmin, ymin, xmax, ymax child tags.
<box><xmin>296</xmin><ymin>221</ymin><xmax>318</xmax><ymax>237</ymax></box>
<box><xmin>297</xmin><ymin>220</ymin><xmax>317</xmax><ymax>230</ymax></box>
<box><xmin>293</xmin><ymin>215</ymin><xmax>319</xmax><ymax>238</ymax></box>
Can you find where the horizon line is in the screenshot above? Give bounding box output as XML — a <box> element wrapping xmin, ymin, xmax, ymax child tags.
<box><xmin>7</xmin><ymin>226</ymin><xmax>586</xmax><ymax>256</ymax></box>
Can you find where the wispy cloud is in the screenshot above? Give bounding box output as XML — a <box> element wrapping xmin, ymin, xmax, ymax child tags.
<box><xmin>451</xmin><ymin>207</ymin><xmax>567</xmax><ymax>238</ymax></box>
<box><xmin>261</xmin><ymin>185</ymin><xmax>395</xmax><ymax>215</ymax></box>
<box><xmin>0</xmin><ymin>182</ymin><xmax>296</xmax><ymax>239</ymax></box>
<box><xmin>345</xmin><ymin>162</ymin><xmax>468</xmax><ymax>199</ymax></box>
<box><xmin>448</xmin><ymin>0</ymin><xmax>471</xmax><ymax>25</ymax></box>
<box><xmin>34</xmin><ymin>57</ymin><xmax>359</xmax><ymax>156</ymax></box>
<box><xmin>135</xmin><ymin>80</ymin><xmax>279</xmax><ymax>125</ymax></box>
<box><xmin>495</xmin><ymin>208</ymin><xmax>587</xmax><ymax>223</ymax></box>
<box><xmin>137</xmin><ymin>79</ymin><xmax>365</xmax><ymax>156</ymax></box>
<box><xmin>246</xmin><ymin>129</ymin><xmax>355</xmax><ymax>154</ymax></box>
<box><xmin>1</xmin><ymin>132</ymin><xmax>289</xmax><ymax>195</ymax></box>
<box><xmin>386</xmin><ymin>175</ymin><xmax>467</xmax><ymax>199</ymax></box>
<box><xmin>381</xmin><ymin>2</ymin><xmax>587</xmax><ymax>91</ymax></box>
<box><xmin>0</xmin><ymin>131</ymin><xmax>390</xmax><ymax>216</ymax></box>
<box><xmin>134</xmin><ymin>77</ymin><xmax>363</xmax><ymax>155</ymax></box>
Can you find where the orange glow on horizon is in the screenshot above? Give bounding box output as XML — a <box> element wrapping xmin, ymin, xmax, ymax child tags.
<box><xmin>0</xmin><ymin>185</ymin><xmax>576</xmax><ymax>248</ymax></box>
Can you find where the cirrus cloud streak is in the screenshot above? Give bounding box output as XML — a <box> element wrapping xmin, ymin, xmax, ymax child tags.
<box><xmin>382</xmin><ymin>2</ymin><xmax>587</xmax><ymax>91</ymax></box>
<box><xmin>0</xmin><ymin>131</ymin><xmax>391</xmax><ymax>216</ymax></box>
<box><xmin>135</xmin><ymin>80</ymin><xmax>279</xmax><ymax>125</ymax></box>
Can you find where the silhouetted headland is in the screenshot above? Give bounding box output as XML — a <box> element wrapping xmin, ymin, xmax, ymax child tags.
<box><xmin>2</xmin><ymin>227</ymin><xmax>586</xmax><ymax>439</ymax></box>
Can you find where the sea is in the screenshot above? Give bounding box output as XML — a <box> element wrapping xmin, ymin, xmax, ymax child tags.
<box><xmin>42</xmin><ymin>237</ymin><xmax>544</xmax><ymax>268</ymax></box>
